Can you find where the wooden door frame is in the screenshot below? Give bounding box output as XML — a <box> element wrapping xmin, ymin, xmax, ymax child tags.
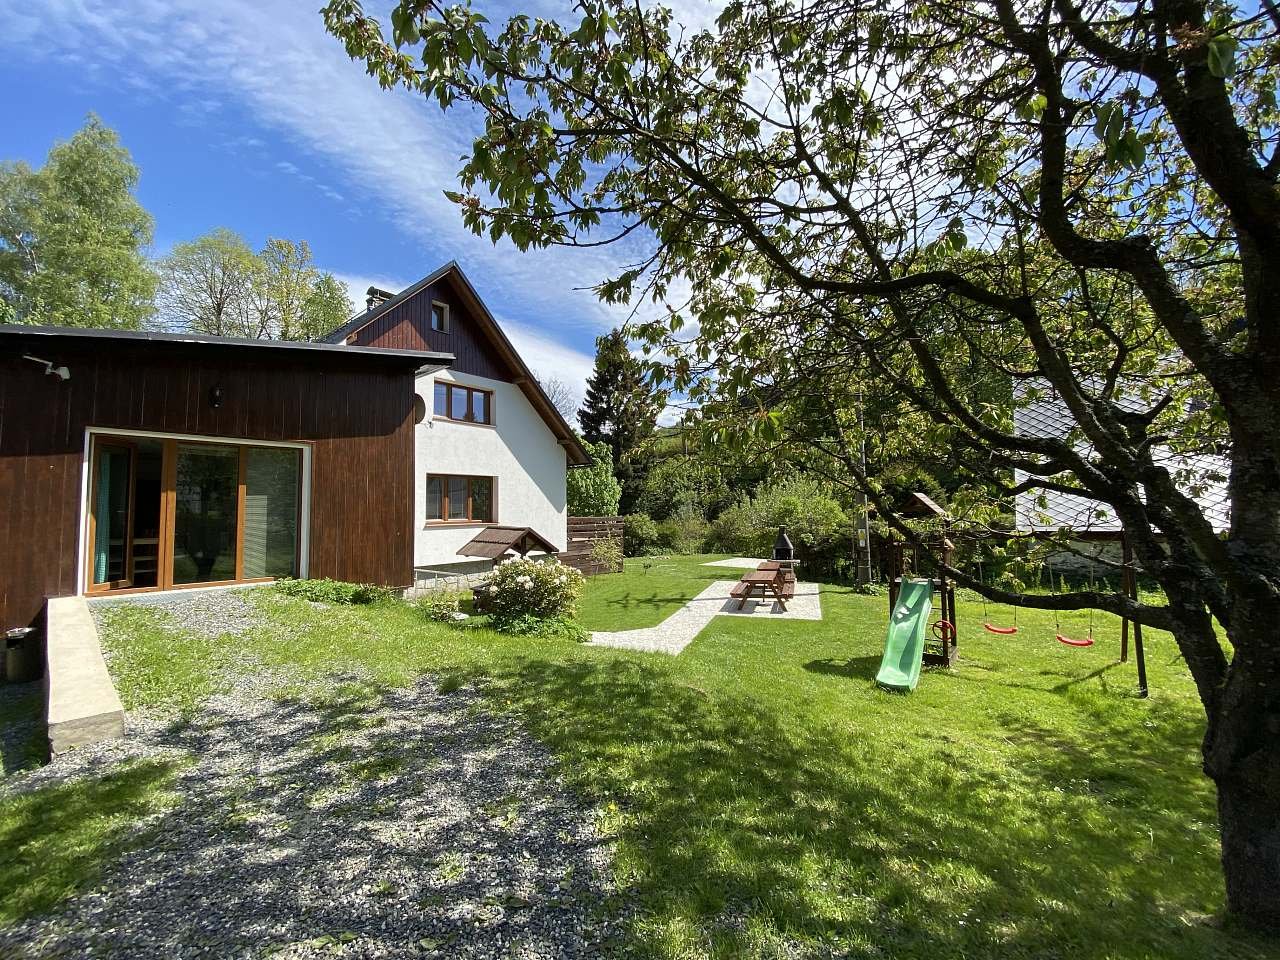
<box><xmin>81</xmin><ymin>430</ymin><xmax>309</xmax><ymax>596</ymax></box>
<box><xmin>85</xmin><ymin>437</ymin><xmax>138</xmax><ymax>594</ymax></box>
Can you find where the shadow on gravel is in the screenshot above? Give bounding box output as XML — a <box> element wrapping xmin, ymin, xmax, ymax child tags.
<box><xmin>0</xmin><ymin>682</ymin><xmax>47</xmax><ymax>776</ymax></box>
<box><xmin>0</xmin><ymin>681</ymin><xmax>624</xmax><ymax>959</ymax></box>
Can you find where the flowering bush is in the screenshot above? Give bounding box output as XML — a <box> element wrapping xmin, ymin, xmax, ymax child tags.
<box><xmin>476</xmin><ymin>556</ymin><xmax>584</xmax><ymax>628</ymax></box>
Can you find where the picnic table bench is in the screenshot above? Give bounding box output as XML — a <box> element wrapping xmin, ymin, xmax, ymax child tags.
<box><xmin>729</xmin><ymin>563</ymin><xmax>796</xmax><ymax>611</ymax></box>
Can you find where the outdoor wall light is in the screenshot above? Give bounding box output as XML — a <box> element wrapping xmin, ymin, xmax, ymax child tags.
<box><xmin>21</xmin><ymin>354</ymin><xmax>71</xmax><ymax>381</ymax></box>
<box><xmin>209</xmin><ymin>385</ymin><xmax>224</xmax><ymax>408</ymax></box>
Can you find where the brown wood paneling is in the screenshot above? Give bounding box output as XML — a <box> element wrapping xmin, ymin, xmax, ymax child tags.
<box><xmin>0</xmin><ymin>340</ymin><xmax>419</xmax><ymax>632</ymax></box>
<box><xmin>561</xmin><ymin>516</ymin><xmax>625</xmax><ymax>576</ymax></box>
<box><xmin>344</xmin><ymin>280</ymin><xmax>516</xmax><ymax>382</ymax></box>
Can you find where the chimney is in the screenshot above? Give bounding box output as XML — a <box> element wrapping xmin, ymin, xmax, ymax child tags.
<box><xmin>365</xmin><ymin>286</ymin><xmax>394</xmax><ymax>311</ymax></box>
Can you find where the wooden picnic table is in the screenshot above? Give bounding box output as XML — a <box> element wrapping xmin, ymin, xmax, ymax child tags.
<box><xmin>730</xmin><ymin>567</ymin><xmax>795</xmax><ymax>611</ymax></box>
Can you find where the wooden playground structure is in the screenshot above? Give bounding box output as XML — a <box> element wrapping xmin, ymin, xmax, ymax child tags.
<box><xmin>885</xmin><ymin>493</ymin><xmax>959</xmax><ymax>668</ymax></box>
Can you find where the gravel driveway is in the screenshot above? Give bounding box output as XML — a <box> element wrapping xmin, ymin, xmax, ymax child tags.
<box><xmin>1</xmin><ymin>674</ymin><xmax>630</xmax><ymax>959</ymax></box>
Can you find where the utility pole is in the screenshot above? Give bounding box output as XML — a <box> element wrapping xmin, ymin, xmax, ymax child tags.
<box><xmin>856</xmin><ymin>387</ymin><xmax>873</xmax><ymax>584</ymax></box>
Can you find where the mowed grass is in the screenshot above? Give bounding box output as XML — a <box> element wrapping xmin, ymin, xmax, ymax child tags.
<box><xmin>0</xmin><ymin>757</ymin><xmax>184</xmax><ymax>926</ymax></box>
<box><xmin>9</xmin><ymin>556</ymin><xmax>1277</xmax><ymax>959</ymax></box>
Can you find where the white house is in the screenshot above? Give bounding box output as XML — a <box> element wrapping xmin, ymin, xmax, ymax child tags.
<box><xmin>324</xmin><ymin>262</ymin><xmax>591</xmax><ymax>579</ymax></box>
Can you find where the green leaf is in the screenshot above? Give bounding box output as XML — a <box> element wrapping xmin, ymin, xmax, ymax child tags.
<box><xmin>1206</xmin><ymin>36</ymin><xmax>1237</xmax><ymax>79</ymax></box>
<box><xmin>390</xmin><ymin>7</ymin><xmax>420</xmax><ymax>47</ymax></box>
<box><xmin>1014</xmin><ymin>93</ymin><xmax>1046</xmax><ymax>120</ymax></box>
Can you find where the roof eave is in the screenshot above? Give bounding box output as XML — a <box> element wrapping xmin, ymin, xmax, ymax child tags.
<box><xmin>325</xmin><ymin>263</ymin><xmax>591</xmax><ymax>465</ymax></box>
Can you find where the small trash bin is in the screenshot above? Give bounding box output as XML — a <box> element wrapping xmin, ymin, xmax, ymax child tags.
<box><xmin>4</xmin><ymin>627</ymin><xmax>42</xmax><ymax>683</ymax></box>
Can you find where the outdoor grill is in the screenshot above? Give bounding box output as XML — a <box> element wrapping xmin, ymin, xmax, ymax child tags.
<box><xmin>772</xmin><ymin>526</ymin><xmax>796</xmax><ymax>567</ymax></box>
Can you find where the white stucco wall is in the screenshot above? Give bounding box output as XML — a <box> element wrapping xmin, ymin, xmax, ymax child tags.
<box><xmin>413</xmin><ymin>369</ymin><xmax>568</xmax><ymax>568</ymax></box>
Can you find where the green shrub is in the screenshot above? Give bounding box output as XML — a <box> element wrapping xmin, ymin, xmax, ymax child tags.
<box><xmin>709</xmin><ymin>476</ymin><xmax>850</xmax><ymax>577</ymax></box>
<box><xmin>637</xmin><ymin>456</ymin><xmax>732</xmax><ymax>521</ymax></box>
<box><xmin>486</xmin><ymin>614</ymin><xmax>588</xmax><ymax>642</ymax></box>
<box><xmin>416</xmin><ymin>588</ymin><xmax>463</xmax><ymax>622</ymax></box>
<box><xmin>474</xmin><ymin>557</ymin><xmax>585</xmax><ymax>630</ymax></box>
<box><xmin>273</xmin><ymin>578</ymin><xmax>396</xmax><ymax>605</ymax></box>
<box><xmin>567</xmin><ymin>439</ymin><xmax>622</xmax><ymax>516</ymax></box>
<box><xmin>589</xmin><ymin>537</ymin><xmax>624</xmax><ymax>572</ymax></box>
<box><xmin>657</xmin><ymin>504</ymin><xmax>710</xmax><ymax>554</ymax></box>
<box><xmin>622</xmin><ymin>513</ymin><xmax>661</xmax><ymax>556</ymax></box>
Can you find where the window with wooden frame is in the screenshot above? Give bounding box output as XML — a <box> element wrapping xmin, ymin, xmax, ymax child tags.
<box><xmin>426</xmin><ymin>475</ymin><xmax>494</xmax><ymax>523</ymax></box>
<box><xmin>432</xmin><ymin>381</ymin><xmax>493</xmax><ymax>425</ymax></box>
<box><xmin>85</xmin><ymin>434</ymin><xmax>302</xmax><ymax>595</ymax></box>
<box><xmin>430</xmin><ymin>300</ymin><xmax>450</xmax><ymax>332</ymax></box>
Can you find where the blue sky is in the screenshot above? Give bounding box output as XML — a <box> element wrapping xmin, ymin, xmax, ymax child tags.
<box><xmin>0</xmin><ymin>0</ymin><xmax>715</xmax><ymax>399</ymax></box>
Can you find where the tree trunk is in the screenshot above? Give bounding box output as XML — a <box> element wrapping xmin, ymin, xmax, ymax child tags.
<box><xmin>1205</xmin><ymin>630</ymin><xmax>1280</xmax><ymax>930</ymax></box>
<box><xmin>1216</xmin><ymin>761</ymin><xmax>1280</xmax><ymax>929</ymax></box>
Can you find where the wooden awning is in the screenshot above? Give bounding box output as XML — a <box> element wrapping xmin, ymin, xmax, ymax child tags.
<box><xmin>456</xmin><ymin>526</ymin><xmax>560</xmax><ymax>559</ymax></box>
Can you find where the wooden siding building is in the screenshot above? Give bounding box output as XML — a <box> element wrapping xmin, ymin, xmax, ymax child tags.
<box><xmin>0</xmin><ymin>325</ymin><xmax>451</xmax><ymax>633</ymax></box>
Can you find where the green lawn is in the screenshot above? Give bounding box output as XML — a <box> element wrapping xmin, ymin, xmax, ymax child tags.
<box><xmin>576</xmin><ymin>553</ymin><xmax>734</xmax><ymax>629</ymax></box>
<box><xmin>4</xmin><ymin>556</ymin><xmax>1277</xmax><ymax>959</ymax></box>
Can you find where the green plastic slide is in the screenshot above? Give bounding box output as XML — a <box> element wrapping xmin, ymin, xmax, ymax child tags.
<box><xmin>875</xmin><ymin>578</ymin><xmax>934</xmax><ymax>692</ymax></box>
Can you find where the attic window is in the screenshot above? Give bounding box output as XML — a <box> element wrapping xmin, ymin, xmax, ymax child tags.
<box><xmin>430</xmin><ymin>300</ymin><xmax>449</xmax><ymax>333</ymax></box>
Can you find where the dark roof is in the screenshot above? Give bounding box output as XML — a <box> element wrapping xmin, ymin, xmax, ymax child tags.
<box><xmin>0</xmin><ymin>324</ymin><xmax>454</xmax><ymax>373</ymax></box>
<box><xmin>325</xmin><ymin>262</ymin><xmax>592</xmax><ymax>466</ymax></box>
<box><xmin>457</xmin><ymin>526</ymin><xmax>560</xmax><ymax>559</ymax></box>
<box><xmin>1013</xmin><ymin>381</ymin><xmax>1230</xmax><ymax>534</ymax></box>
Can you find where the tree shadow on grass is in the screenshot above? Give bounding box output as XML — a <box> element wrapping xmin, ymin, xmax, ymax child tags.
<box><xmin>0</xmin><ymin>757</ymin><xmax>182</xmax><ymax>927</ymax></box>
<box><xmin>491</xmin><ymin>656</ymin><xmax>1274</xmax><ymax>960</ymax></box>
<box><xmin>604</xmin><ymin>593</ymin><xmax>705</xmax><ymax>613</ymax></box>
<box><xmin>802</xmin><ymin>656</ymin><xmax>883</xmax><ymax>682</ymax></box>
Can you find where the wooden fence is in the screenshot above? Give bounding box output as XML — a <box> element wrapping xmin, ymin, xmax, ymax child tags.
<box><xmin>561</xmin><ymin>516</ymin><xmax>625</xmax><ymax>576</ymax></box>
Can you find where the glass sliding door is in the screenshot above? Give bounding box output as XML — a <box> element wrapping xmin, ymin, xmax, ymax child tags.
<box><xmin>242</xmin><ymin>446</ymin><xmax>301</xmax><ymax>579</ymax></box>
<box><xmin>171</xmin><ymin>444</ymin><xmax>240</xmax><ymax>585</ymax></box>
<box><xmin>85</xmin><ymin>434</ymin><xmax>304</xmax><ymax>594</ymax></box>
<box><xmin>90</xmin><ymin>443</ymin><xmax>133</xmax><ymax>590</ymax></box>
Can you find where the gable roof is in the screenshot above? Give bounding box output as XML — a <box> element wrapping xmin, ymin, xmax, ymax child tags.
<box><xmin>457</xmin><ymin>525</ymin><xmax>560</xmax><ymax>559</ymax></box>
<box><xmin>1012</xmin><ymin>381</ymin><xmax>1230</xmax><ymax>535</ymax></box>
<box><xmin>325</xmin><ymin>261</ymin><xmax>591</xmax><ymax>466</ymax></box>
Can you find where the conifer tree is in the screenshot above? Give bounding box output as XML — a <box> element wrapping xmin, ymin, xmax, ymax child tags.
<box><xmin>578</xmin><ymin>328</ymin><xmax>661</xmax><ymax>514</ymax></box>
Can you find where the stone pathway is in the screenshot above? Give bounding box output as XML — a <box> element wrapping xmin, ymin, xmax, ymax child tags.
<box><xmin>588</xmin><ymin>580</ymin><xmax>823</xmax><ymax>655</ymax></box>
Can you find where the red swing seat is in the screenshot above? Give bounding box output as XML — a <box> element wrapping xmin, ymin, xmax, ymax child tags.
<box><xmin>1055</xmin><ymin>633</ymin><xmax>1094</xmax><ymax>647</ymax></box>
<box><xmin>983</xmin><ymin>623</ymin><xmax>1019</xmax><ymax>635</ymax></box>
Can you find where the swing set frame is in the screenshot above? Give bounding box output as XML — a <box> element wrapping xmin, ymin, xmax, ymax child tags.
<box><xmin>978</xmin><ymin>530</ymin><xmax>1150</xmax><ymax>698</ymax></box>
<box><xmin>886</xmin><ymin>493</ymin><xmax>959</xmax><ymax>668</ymax></box>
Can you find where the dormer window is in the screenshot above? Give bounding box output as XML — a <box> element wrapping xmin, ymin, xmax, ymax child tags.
<box><xmin>430</xmin><ymin>300</ymin><xmax>449</xmax><ymax>332</ymax></box>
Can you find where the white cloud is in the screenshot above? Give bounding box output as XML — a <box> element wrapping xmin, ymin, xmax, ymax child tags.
<box><xmin>331</xmin><ymin>271</ymin><xmax>410</xmax><ymax>315</ymax></box>
<box><xmin>496</xmin><ymin>316</ymin><xmax>596</xmax><ymax>403</ymax></box>
<box><xmin>0</xmin><ymin>0</ymin><xmax>646</xmax><ymax>346</ymax></box>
